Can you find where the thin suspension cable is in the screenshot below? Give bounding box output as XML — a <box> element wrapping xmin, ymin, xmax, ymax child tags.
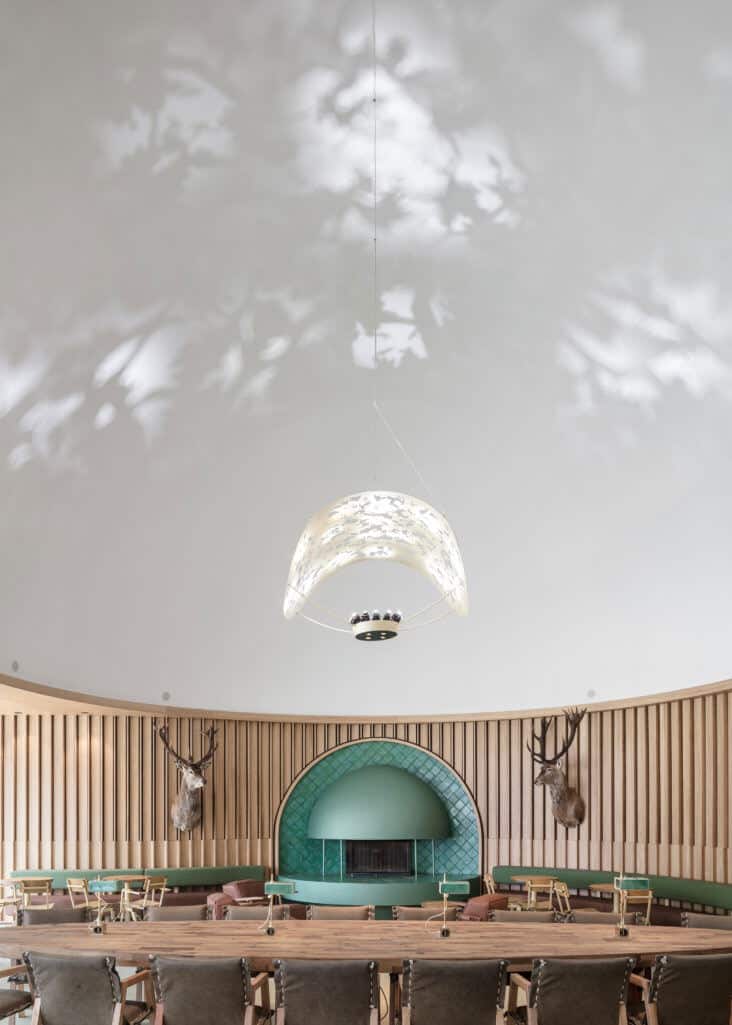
<box><xmin>402</xmin><ymin>590</ymin><xmax>451</xmax><ymax>623</ymax></box>
<box><xmin>372</xmin><ymin>0</ymin><xmax>378</xmax><ymax>371</ymax></box>
<box><xmin>298</xmin><ymin>613</ymin><xmax>351</xmax><ymax>634</ymax></box>
<box><xmin>372</xmin><ymin>400</ymin><xmax>438</xmax><ymax>505</ymax></box>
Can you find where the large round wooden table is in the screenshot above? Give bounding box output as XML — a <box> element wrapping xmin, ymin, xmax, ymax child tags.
<box><xmin>2</xmin><ymin>920</ymin><xmax>731</xmax><ymax>973</ymax></box>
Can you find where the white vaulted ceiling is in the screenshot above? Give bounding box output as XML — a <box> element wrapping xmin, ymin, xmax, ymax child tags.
<box><xmin>2</xmin><ymin>0</ymin><xmax>732</xmax><ymax>715</ymax></box>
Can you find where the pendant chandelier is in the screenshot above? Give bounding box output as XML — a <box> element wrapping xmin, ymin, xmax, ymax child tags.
<box><xmin>283</xmin><ymin>1</ymin><xmax>468</xmax><ymax>641</ymax></box>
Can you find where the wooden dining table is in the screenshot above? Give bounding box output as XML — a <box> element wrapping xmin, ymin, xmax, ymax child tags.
<box><xmin>2</xmin><ymin>919</ymin><xmax>731</xmax><ymax>974</ymax></box>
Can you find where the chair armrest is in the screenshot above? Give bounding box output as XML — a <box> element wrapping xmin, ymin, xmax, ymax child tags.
<box><xmin>250</xmin><ymin>973</ymin><xmax>269</xmax><ymax>991</ymax></box>
<box><xmin>119</xmin><ymin>969</ymin><xmax>152</xmax><ymax>995</ymax></box>
<box><xmin>509</xmin><ymin>973</ymin><xmax>531</xmax><ymax>993</ymax></box>
<box><xmin>629</xmin><ymin>973</ymin><xmax>650</xmax><ymax>992</ymax></box>
<box><xmin>0</xmin><ymin>964</ymin><xmax>26</xmax><ymax>980</ymax></box>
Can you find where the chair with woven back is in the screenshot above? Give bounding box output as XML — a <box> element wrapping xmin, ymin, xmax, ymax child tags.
<box><xmin>402</xmin><ymin>959</ymin><xmax>508</xmax><ymax>1025</ymax></box>
<box><xmin>551</xmin><ymin>881</ymin><xmax>571</xmax><ymax>916</ymax></box>
<box><xmin>680</xmin><ymin>911</ymin><xmax>732</xmax><ymax>930</ymax></box>
<box><xmin>619</xmin><ymin>888</ymin><xmax>653</xmax><ymax>927</ymax></box>
<box><xmin>306</xmin><ymin>904</ymin><xmax>374</xmax><ymax>921</ymax></box>
<box><xmin>23</xmin><ymin>950</ymin><xmax>153</xmax><ymax>1025</ymax></box>
<box><xmin>392</xmin><ymin>906</ymin><xmax>458</xmax><ymax>922</ymax></box>
<box><xmin>630</xmin><ymin>953</ymin><xmax>732</xmax><ymax>1025</ymax></box>
<box><xmin>273</xmin><ymin>959</ymin><xmax>378</xmax><ymax>1025</ymax></box>
<box><xmin>150</xmin><ymin>955</ymin><xmax>269</xmax><ymax>1025</ymax></box>
<box><xmin>508</xmin><ymin>956</ymin><xmax>635</xmax><ymax>1025</ymax></box>
<box><xmin>226</xmin><ymin>903</ymin><xmax>289</xmax><ymax>921</ymax></box>
<box><xmin>492</xmin><ymin>909</ymin><xmax>556</xmax><ymax>923</ymax></box>
<box><xmin>144</xmin><ymin>905</ymin><xmax>208</xmax><ymax>922</ymax></box>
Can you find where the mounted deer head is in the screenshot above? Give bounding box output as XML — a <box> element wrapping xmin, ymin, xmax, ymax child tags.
<box><xmin>157</xmin><ymin>721</ymin><xmax>218</xmax><ymax>832</ymax></box>
<box><xmin>527</xmin><ymin>707</ymin><xmax>587</xmax><ymax>828</ymax></box>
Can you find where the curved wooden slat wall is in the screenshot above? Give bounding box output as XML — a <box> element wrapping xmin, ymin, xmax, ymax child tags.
<box><xmin>0</xmin><ymin>677</ymin><xmax>729</xmax><ymax>883</ymax></box>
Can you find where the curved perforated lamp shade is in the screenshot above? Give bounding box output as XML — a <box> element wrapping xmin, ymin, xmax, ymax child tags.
<box><xmin>307</xmin><ymin>765</ymin><xmax>451</xmax><ymax>840</ymax></box>
<box><xmin>283</xmin><ymin>491</ymin><xmax>468</xmax><ymax>620</ymax></box>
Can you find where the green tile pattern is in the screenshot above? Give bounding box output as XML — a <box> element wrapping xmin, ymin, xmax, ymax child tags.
<box><xmin>279</xmin><ymin>741</ymin><xmax>479</xmax><ymax>878</ymax></box>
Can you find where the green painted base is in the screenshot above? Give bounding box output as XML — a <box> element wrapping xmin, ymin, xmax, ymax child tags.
<box><xmin>279</xmin><ymin>874</ymin><xmax>479</xmax><ymax>907</ymax></box>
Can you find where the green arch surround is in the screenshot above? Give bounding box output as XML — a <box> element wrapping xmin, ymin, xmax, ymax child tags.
<box><xmin>277</xmin><ymin>740</ymin><xmax>480</xmax><ymax>878</ymax></box>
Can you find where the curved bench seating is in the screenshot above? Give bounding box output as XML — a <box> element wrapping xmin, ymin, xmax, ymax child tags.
<box><xmin>491</xmin><ymin>866</ymin><xmax>732</xmax><ymax>918</ymax></box>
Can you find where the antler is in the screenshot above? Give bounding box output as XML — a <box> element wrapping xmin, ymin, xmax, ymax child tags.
<box><xmin>156</xmin><ymin>720</ymin><xmax>191</xmax><ymax>768</ymax></box>
<box><xmin>192</xmin><ymin>725</ymin><xmax>218</xmax><ymax>770</ymax></box>
<box><xmin>526</xmin><ymin>717</ymin><xmax>553</xmax><ymax>765</ymax></box>
<box><xmin>526</xmin><ymin>708</ymin><xmax>587</xmax><ymax>766</ymax></box>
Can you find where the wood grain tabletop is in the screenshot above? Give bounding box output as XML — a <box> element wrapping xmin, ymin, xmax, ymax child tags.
<box><xmin>3</xmin><ymin>920</ymin><xmax>732</xmax><ymax>973</ymax></box>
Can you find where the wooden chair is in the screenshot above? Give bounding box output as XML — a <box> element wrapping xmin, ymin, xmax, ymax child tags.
<box><xmin>681</xmin><ymin>911</ymin><xmax>732</xmax><ymax>930</ymax></box>
<box><xmin>630</xmin><ymin>953</ymin><xmax>732</xmax><ymax>1025</ymax></box>
<box><xmin>392</xmin><ymin>906</ymin><xmax>458</xmax><ymax>921</ymax></box>
<box><xmin>67</xmin><ymin>877</ymin><xmax>115</xmax><ymax>918</ymax></box>
<box><xmin>483</xmin><ymin>873</ymin><xmax>497</xmax><ymax>894</ymax></box>
<box><xmin>0</xmin><ymin>963</ymin><xmax>33</xmax><ymax>1024</ymax></box>
<box><xmin>23</xmin><ymin>950</ymin><xmax>152</xmax><ymax>1025</ymax></box>
<box><xmin>144</xmin><ymin>905</ymin><xmax>207</xmax><ymax>922</ymax></box>
<box><xmin>273</xmin><ymin>959</ymin><xmax>378</xmax><ymax>1025</ymax></box>
<box><xmin>552</xmin><ymin>881</ymin><xmax>571</xmax><ymax>915</ymax></box>
<box><xmin>306</xmin><ymin>904</ymin><xmax>374</xmax><ymax>920</ymax></box>
<box><xmin>127</xmin><ymin>878</ymin><xmax>168</xmax><ymax>919</ymax></box>
<box><xmin>492</xmin><ymin>909</ymin><xmax>556</xmax><ymax>923</ymax></box>
<box><xmin>402</xmin><ymin>958</ymin><xmax>508</xmax><ymax>1025</ymax></box>
<box><xmin>0</xmin><ymin>884</ymin><xmax>23</xmax><ymax>924</ymax></box>
<box><xmin>226</xmin><ymin>903</ymin><xmax>289</xmax><ymax>921</ymax></box>
<box><xmin>508</xmin><ymin>956</ymin><xmax>635</xmax><ymax>1025</ymax></box>
<box><xmin>150</xmin><ymin>955</ymin><xmax>268</xmax><ymax>1025</ymax></box>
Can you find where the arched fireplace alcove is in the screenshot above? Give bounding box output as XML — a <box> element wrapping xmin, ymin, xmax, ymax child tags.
<box><xmin>275</xmin><ymin>739</ymin><xmax>480</xmax><ymax>906</ymax></box>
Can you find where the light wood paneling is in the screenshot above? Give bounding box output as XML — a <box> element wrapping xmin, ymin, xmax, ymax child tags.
<box><xmin>0</xmin><ymin>682</ymin><xmax>730</xmax><ymax>883</ymax></box>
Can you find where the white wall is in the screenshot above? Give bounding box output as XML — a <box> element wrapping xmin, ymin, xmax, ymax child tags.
<box><xmin>2</xmin><ymin>0</ymin><xmax>732</xmax><ymax>715</ymax></box>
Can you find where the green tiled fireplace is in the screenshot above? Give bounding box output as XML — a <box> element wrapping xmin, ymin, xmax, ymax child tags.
<box><xmin>278</xmin><ymin>740</ymin><xmax>479</xmax><ymax>886</ymax></box>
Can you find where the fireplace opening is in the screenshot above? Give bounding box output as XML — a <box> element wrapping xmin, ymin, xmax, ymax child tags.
<box><xmin>345</xmin><ymin>839</ymin><xmax>413</xmax><ymax>876</ymax></box>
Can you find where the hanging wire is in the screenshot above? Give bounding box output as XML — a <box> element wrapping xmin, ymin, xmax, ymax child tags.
<box><xmin>298</xmin><ymin>613</ymin><xmax>352</xmax><ymax>635</ymax></box>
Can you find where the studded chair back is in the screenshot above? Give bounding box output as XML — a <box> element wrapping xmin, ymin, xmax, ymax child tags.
<box><xmin>273</xmin><ymin>959</ymin><xmax>378</xmax><ymax>1025</ymax></box>
<box><xmin>681</xmin><ymin>911</ymin><xmax>732</xmax><ymax>930</ymax></box>
<box><xmin>152</xmin><ymin>956</ymin><xmax>250</xmax><ymax>1025</ymax></box>
<box><xmin>402</xmin><ymin>959</ymin><xmax>507</xmax><ymax>1025</ymax></box>
<box><xmin>145</xmin><ymin>904</ymin><xmax>207</xmax><ymax>922</ymax></box>
<box><xmin>392</xmin><ymin>906</ymin><xmax>458</xmax><ymax>921</ymax></box>
<box><xmin>18</xmin><ymin>906</ymin><xmax>88</xmax><ymax>926</ymax></box>
<box><xmin>23</xmin><ymin>950</ymin><xmax>148</xmax><ymax>1025</ymax></box>
<box><xmin>646</xmin><ymin>953</ymin><xmax>732</xmax><ymax>1025</ymax></box>
<box><xmin>492</xmin><ymin>909</ymin><xmax>556</xmax><ymax>923</ymax></box>
<box><xmin>527</xmin><ymin>956</ymin><xmax>634</xmax><ymax>1025</ymax></box>
<box><xmin>306</xmin><ymin>904</ymin><xmax>374</xmax><ymax>920</ymax></box>
<box><xmin>567</xmin><ymin>910</ymin><xmax>622</xmax><ymax>925</ymax></box>
<box><xmin>226</xmin><ymin>903</ymin><xmax>289</xmax><ymax>921</ymax></box>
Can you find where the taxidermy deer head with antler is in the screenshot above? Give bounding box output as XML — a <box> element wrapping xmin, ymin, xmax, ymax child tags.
<box><xmin>157</xmin><ymin>721</ymin><xmax>218</xmax><ymax>832</ymax></box>
<box><xmin>527</xmin><ymin>707</ymin><xmax>587</xmax><ymax>828</ymax></box>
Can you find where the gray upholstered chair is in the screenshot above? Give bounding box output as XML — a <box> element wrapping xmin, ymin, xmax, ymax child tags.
<box><xmin>151</xmin><ymin>955</ymin><xmax>268</xmax><ymax>1025</ymax></box>
<box><xmin>306</xmin><ymin>905</ymin><xmax>374</xmax><ymax>921</ymax></box>
<box><xmin>492</xmin><ymin>909</ymin><xmax>556</xmax><ymax>923</ymax></box>
<box><xmin>566</xmin><ymin>910</ymin><xmax>622</xmax><ymax>925</ymax></box>
<box><xmin>18</xmin><ymin>906</ymin><xmax>88</xmax><ymax>926</ymax></box>
<box><xmin>392</xmin><ymin>906</ymin><xmax>458</xmax><ymax>921</ymax></box>
<box><xmin>226</xmin><ymin>903</ymin><xmax>289</xmax><ymax>921</ymax></box>
<box><xmin>402</xmin><ymin>959</ymin><xmax>508</xmax><ymax>1025</ymax></box>
<box><xmin>631</xmin><ymin>953</ymin><xmax>732</xmax><ymax>1025</ymax></box>
<box><xmin>509</xmin><ymin>956</ymin><xmax>635</xmax><ymax>1025</ymax></box>
<box><xmin>273</xmin><ymin>959</ymin><xmax>378</xmax><ymax>1025</ymax></box>
<box><xmin>23</xmin><ymin>950</ymin><xmax>152</xmax><ymax>1025</ymax></box>
<box><xmin>0</xmin><ymin>964</ymin><xmax>32</xmax><ymax>1023</ymax></box>
<box><xmin>681</xmin><ymin>911</ymin><xmax>732</xmax><ymax>930</ymax></box>
<box><xmin>144</xmin><ymin>905</ymin><xmax>208</xmax><ymax>922</ymax></box>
